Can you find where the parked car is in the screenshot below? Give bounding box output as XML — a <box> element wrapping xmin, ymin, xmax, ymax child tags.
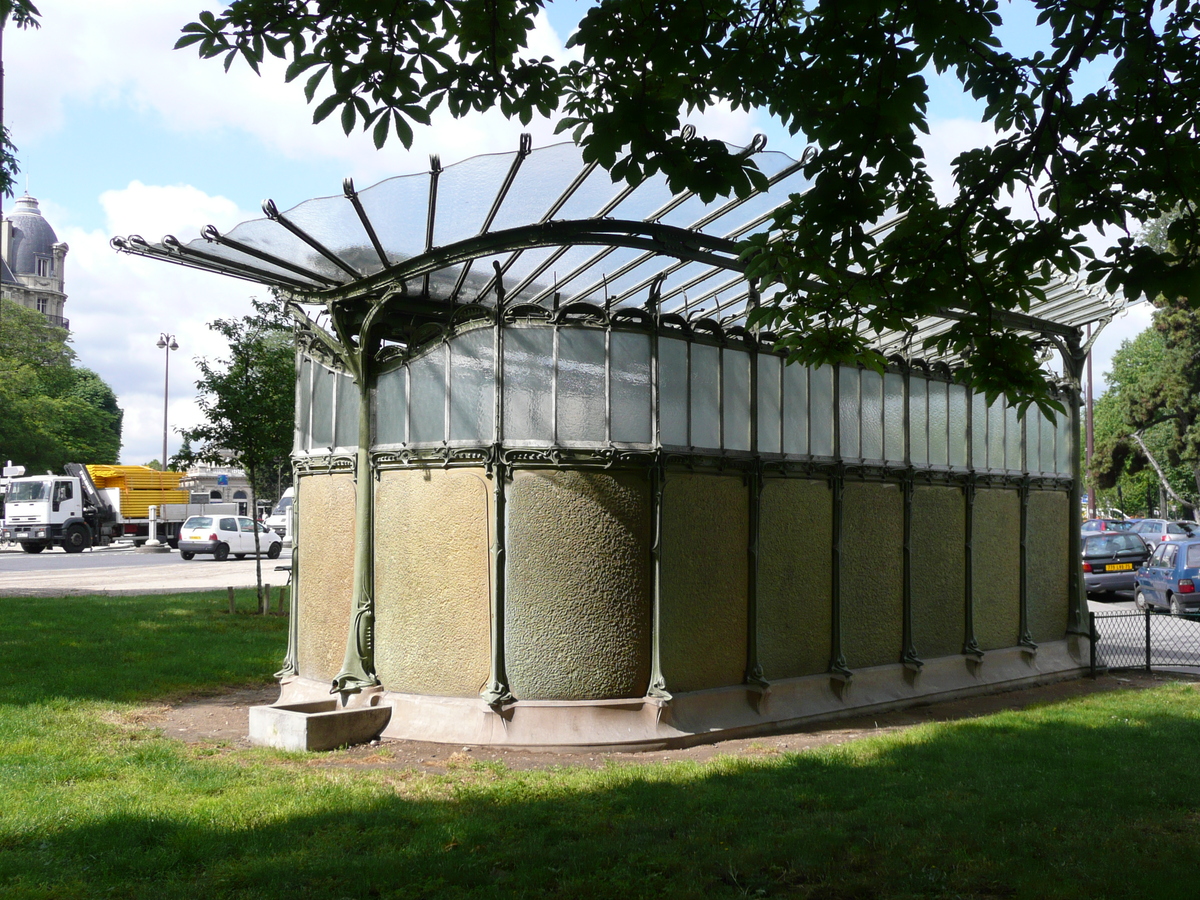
<box><xmin>1135</xmin><ymin>539</ymin><xmax>1200</xmax><ymax>615</ymax></box>
<box><xmin>177</xmin><ymin>515</ymin><xmax>283</xmax><ymax>561</ymax></box>
<box><xmin>1083</xmin><ymin>532</ymin><xmax>1152</xmax><ymax>597</ymax></box>
<box><xmin>1082</xmin><ymin>518</ymin><xmax>1134</xmax><ymax>533</ymax></box>
<box><xmin>1128</xmin><ymin>519</ymin><xmax>1199</xmax><ymax>547</ymax></box>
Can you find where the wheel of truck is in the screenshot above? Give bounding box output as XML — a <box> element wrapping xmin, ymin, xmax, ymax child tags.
<box><xmin>234</xmin><ymin>553</ymin><xmax>246</xmax><ymax>560</ymax></box>
<box><xmin>267</xmin><ymin>542</ymin><xmax>282</xmax><ymax>560</ymax></box>
<box><xmin>20</xmin><ymin>542</ymin><xmax>45</xmax><ymax>554</ymax></box>
<box><xmin>214</xmin><ymin>542</ymin><xmax>230</xmax><ymax>561</ymax></box>
<box><xmin>133</xmin><ymin>540</ymin><xmax>146</xmax><ymax>548</ymax></box>
<box><xmin>63</xmin><ymin>524</ymin><xmax>89</xmax><ymax>553</ymax></box>
<box><xmin>180</xmin><ymin>551</ymin><xmax>195</xmax><ymax>561</ymax></box>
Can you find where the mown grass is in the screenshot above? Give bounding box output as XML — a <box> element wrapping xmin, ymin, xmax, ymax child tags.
<box><xmin>1</xmin><ymin>592</ymin><xmax>1198</xmax><ymax>899</ymax></box>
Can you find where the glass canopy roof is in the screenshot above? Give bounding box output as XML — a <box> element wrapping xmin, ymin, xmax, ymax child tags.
<box><xmin>111</xmin><ymin>137</ymin><xmax>1125</xmax><ymax>357</ymax></box>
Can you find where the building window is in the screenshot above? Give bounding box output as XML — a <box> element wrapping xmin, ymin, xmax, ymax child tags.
<box><xmin>36</xmin><ymin>297</ymin><xmax>48</xmax><ymax>313</ymax></box>
<box><xmin>36</xmin><ymin>257</ymin><xmax>51</xmax><ymax>277</ymax></box>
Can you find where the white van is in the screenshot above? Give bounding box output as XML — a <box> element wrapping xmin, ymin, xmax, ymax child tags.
<box><xmin>264</xmin><ymin>487</ymin><xmax>294</xmax><ymax>541</ymax></box>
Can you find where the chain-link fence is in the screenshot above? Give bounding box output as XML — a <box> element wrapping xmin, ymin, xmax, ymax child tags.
<box><xmin>1090</xmin><ymin>610</ymin><xmax>1200</xmax><ymax>675</ymax></box>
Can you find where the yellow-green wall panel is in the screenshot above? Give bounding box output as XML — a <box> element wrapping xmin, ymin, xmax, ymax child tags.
<box><xmin>758</xmin><ymin>478</ymin><xmax>832</xmax><ymax>680</ymax></box>
<box><xmin>373</xmin><ymin>468</ymin><xmax>492</xmax><ymax>697</ymax></box>
<box><xmin>973</xmin><ymin>489</ymin><xmax>1021</xmax><ymax>650</ymax></box>
<box><xmin>505</xmin><ymin>469</ymin><xmax>652</xmax><ymax>700</ymax></box>
<box><xmin>840</xmin><ymin>482</ymin><xmax>904</xmax><ymax>669</ymax></box>
<box><xmin>911</xmin><ymin>486</ymin><xmax>965</xmax><ymax>659</ymax></box>
<box><xmin>295</xmin><ymin>474</ymin><xmax>356</xmax><ymax>684</ymax></box>
<box><xmin>1027</xmin><ymin>490</ymin><xmax>1070</xmax><ymax>643</ymax></box>
<box><xmin>661</xmin><ymin>473</ymin><xmax>748</xmax><ymax>692</ymax></box>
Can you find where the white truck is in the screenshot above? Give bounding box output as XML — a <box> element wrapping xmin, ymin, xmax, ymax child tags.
<box><xmin>263</xmin><ymin>486</ymin><xmax>294</xmax><ymax>543</ymax></box>
<box><xmin>1</xmin><ymin>463</ymin><xmax>234</xmax><ymax>553</ymax></box>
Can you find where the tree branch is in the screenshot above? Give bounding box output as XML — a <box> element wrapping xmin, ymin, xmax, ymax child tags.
<box><xmin>1130</xmin><ymin>430</ymin><xmax>1196</xmax><ymax>514</ymax></box>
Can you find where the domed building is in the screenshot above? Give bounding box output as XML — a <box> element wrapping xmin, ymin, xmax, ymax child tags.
<box><xmin>1</xmin><ymin>193</ymin><xmax>70</xmax><ymax>329</ymax></box>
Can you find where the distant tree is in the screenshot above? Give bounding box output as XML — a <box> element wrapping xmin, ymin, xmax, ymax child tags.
<box><xmin>1091</xmin><ymin>207</ymin><xmax>1200</xmax><ymax>519</ymax></box>
<box><xmin>0</xmin><ymin>299</ymin><xmax>122</xmax><ymax>471</ymax></box>
<box><xmin>180</xmin><ymin>0</ymin><xmax>1200</xmax><ymax>412</ymax></box>
<box><xmin>175</xmin><ymin>296</ymin><xmax>294</xmax><ymax>606</ymax></box>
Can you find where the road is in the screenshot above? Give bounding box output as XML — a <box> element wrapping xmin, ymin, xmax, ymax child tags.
<box><xmin>0</xmin><ymin>542</ymin><xmax>288</xmax><ymax>595</ymax></box>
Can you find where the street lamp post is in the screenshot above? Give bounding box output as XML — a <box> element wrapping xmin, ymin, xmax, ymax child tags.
<box><xmin>157</xmin><ymin>333</ymin><xmax>179</xmax><ymax>471</ymax></box>
<box><xmin>144</xmin><ymin>333</ymin><xmax>178</xmax><ymax>551</ymax></box>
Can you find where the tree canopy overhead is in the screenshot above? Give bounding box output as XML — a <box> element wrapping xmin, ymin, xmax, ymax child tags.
<box><xmin>180</xmin><ymin>0</ymin><xmax>1200</xmax><ymax>408</ymax></box>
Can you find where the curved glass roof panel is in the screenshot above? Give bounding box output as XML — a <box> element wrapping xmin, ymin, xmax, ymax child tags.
<box><xmin>111</xmin><ymin>137</ymin><xmax>1126</xmax><ymax>360</ymax></box>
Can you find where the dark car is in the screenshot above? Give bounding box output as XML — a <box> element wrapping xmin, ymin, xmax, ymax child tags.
<box><xmin>1083</xmin><ymin>532</ymin><xmax>1152</xmax><ymax>597</ymax></box>
<box><xmin>1082</xmin><ymin>518</ymin><xmax>1134</xmax><ymax>533</ymax></box>
<box><xmin>1135</xmin><ymin>539</ymin><xmax>1200</xmax><ymax>615</ymax></box>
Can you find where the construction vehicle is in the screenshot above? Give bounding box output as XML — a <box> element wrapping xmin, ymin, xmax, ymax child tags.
<box><xmin>0</xmin><ymin>464</ymin><xmax>234</xmax><ymax>553</ymax></box>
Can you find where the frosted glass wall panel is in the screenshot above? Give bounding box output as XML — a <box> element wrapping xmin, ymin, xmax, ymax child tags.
<box><xmin>557</xmin><ymin>327</ymin><xmax>606</xmax><ymax>443</ymax></box>
<box><xmin>449</xmin><ymin>329</ymin><xmax>494</xmax><ymax>442</ymax></box>
<box><xmin>1006</xmin><ymin>405</ymin><xmax>1023</xmax><ymax>471</ymax></box>
<box><xmin>884</xmin><ymin>372</ymin><xmax>905</xmax><ymax>463</ymax></box>
<box><xmin>296</xmin><ymin>358</ymin><xmax>311</xmax><ymax>451</ymax></box>
<box><xmin>909</xmin><ymin>377</ymin><xmax>928</xmax><ymax>465</ymax></box>
<box><xmin>928</xmin><ymin>381</ymin><xmax>948</xmax><ymax>466</ymax></box>
<box><xmin>375</xmin><ymin>367</ymin><xmax>406</xmax><ymax>445</ymax></box>
<box><xmin>690</xmin><ymin>343</ymin><xmax>720</xmax><ymax>448</ymax></box>
<box><xmin>948</xmin><ymin>384</ymin><xmax>968</xmax><ymax>467</ymax></box>
<box><xmin>503</xmin><ymin>328</ymin><xmax>553</xmax><ymax>442</ymax></box>
<box><xmin>861</xmin><ymin>369</ymin><xmax>884</xmax><ymax>460</ymax></box>
<box><xmin>810</xmin><ymin>366</ymin><xmax>834</xmax><ymax>456</ymax></box>
<box><xmin>971</xmin><ymin>393</ymin><xmax>987</xmax><ymax>469</ymax></box>
<box><xmin>409</xmin><ymin>347</ymin><xmax>447</xmax><ymax>443</ymax></box>
<box><xmin>335</xmin><ymin>375</ymin><xmax>360</xmax><ymax>448</ymax></box>
<box><xmin>987</xmin><ymin>400</ymin><xmax>1005</xmax><ymax>470</ymax></box>
<box><xmin>1040</xmin><ymin>414</ymin><xmax>1056</xmax><ymax>474</ymax></box>
<box><xmin>659</xmin><ymin>338</ymin><xmax>689</xmax><ymax>445</ymax></box>
<box><xmin>782</xmin><ymin>362</ymin><xmax>808</xmax><ymax>455</ymax></box>
<box><xmin>1056</xmin><ymin>410</ymin><xmax>1072</xmax><ymax>475</ymax></box>
<box><xmin>610</xmin><ymin>331</ymin><xmax>653</xmax><ymax>443</ymax></box>
<box><xmin>722</xmin><ymin>349</ymin><xmax>751</xmax><ymax>451</ymax></box>
<box><xmin>839</xmin><ymin>367</ymin><xmax>861</xmax><ymax>458</ymax></box>
<box><xmin>757</xmin><ymin>354</ymin><xmax>782</xmax><ymax>454</ymax></box>
<box><xmin>311</xmin><ymin>363</ymin><xmax>335</xmax><ymax>448</ymax></box>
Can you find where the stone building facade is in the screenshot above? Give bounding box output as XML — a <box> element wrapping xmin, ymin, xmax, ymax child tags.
<box><xmin>1</xmin><ymin>194</ymin><xmax>69</xmax><ymax>328</ymax></box>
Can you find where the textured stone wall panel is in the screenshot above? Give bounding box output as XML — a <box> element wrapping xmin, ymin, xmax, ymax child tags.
<box><xmin>296</xmin><ymin>474</ymin><xmax>356</xmax><ymax>683</ymax></box>
<box><xmin>505</xmin><ymin>469</ymin><xmax>652</xmax><ymax>700</ymax></box>
<box><xmin>1027</xmin><ymin>490</ymin><xmax>1070</xmax><ymax>643</ymax></box>
<box><xmin>973</xmin><ymin>489</ymin><xmax>1021</xmax><ymax>650</ymax></box>
<box><xmin>661</xmin><ymin>474</ymin><xmax>748</xmax><ymax>693</ymax></box>
<box><xmin>840</xmin><ymin>482</ymin><xmax>904</xmax><ymax>669</ymax></box>
<box><xmin>374</xmin><ymin>469</ymin><xmax>492</xmax><ymax>697</ymax></box>
<box><xmin>758</xmin><ymin>478</ymin><xmax>832</xmax><ymax>679</ymax></box>
<box><xmin>911</xmin><ymin>486</ymin><xmax>966</xmax><ymax>659</ymax></box>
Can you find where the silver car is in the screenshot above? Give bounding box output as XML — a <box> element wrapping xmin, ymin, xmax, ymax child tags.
<box><xmin>1129</xmin><ymin>519</ymin><xmax>1199</xmax><ymax>549</ymax></box>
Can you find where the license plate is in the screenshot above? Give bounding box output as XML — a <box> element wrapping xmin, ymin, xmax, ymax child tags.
<box><xmin>1106</xmin><ymin>563</ymin><xmax>1134</xmax><ymax>571</ymax></box>
<box><xmin>15</xmin><ymin>532</ymin><xmax>30</xmax><ymax>538</ymax></box>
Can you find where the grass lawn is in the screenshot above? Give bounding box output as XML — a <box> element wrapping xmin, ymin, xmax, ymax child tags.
<box><xmin>1</xmin><ymin>592</ymin><xmax>1199</xmax><ymax>899</ymax></box>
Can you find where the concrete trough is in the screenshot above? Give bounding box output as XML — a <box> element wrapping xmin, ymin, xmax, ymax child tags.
<box><xmin>249</xmin><ymin>699</ymin><xmax>391</xmax><ymax>752</ymax></box>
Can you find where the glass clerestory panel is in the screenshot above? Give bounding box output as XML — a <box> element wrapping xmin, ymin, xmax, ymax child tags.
<box><xmin>310</xmin><ymin>363</ymin><xmax>335</xmax><ymax>449</ymax></box>
<box><xmin>758</xmin><ymin>354</ymin><xmax>782</xmax><ymax>454</ymax></box>
<box><xmin>296</xmin><ymin>357</ymin><xmax>312</xmax><ymax>452</ymax></box>
<box><xmin>335</xmin><ymin>374</ymin><xmax>360</xmax><ymax>448</ymax></box>
<box><xmin>909</xmin><ymin>376</ymin><xmax>928</xmax><ymax>466</ymax></box>
<box><xmin>839</xmin><ymin>366</ymin><xmax>861</xmax><ymax>459</ymax></box>
<box><xmin>883</xmin><ymin>372</ymin><xmax>904</xmax><ymax>463</ymax></box>
<box><xmin>723</xmin><ymin>349</ymin><xmax>751</xmax><ymax>452</ymax></box>
<box><xmin>949</xmin><ymin>383</ymin><xmax>968</xmax><ymax>467</ymax></box>
<box><xmin>861</xmin><ymin>369</ymin><xmax>884</xmax><ymax>461</ymax></box>
<box><xmin>610</xmin><ymin>330</ymin><xmax>652</xmax><ymax>444</ymax></box>
<box><xmin>503</xmin><ymin>327</ymin><xmax>554</xmax><ymax>442</ymax></box>
<box><xmin>449</xmin><ymin>328</ymin><xmax>495</xmax><ymax>442</ymax></box>
<box><xmin>810</xmin><ymin>365</ymin><xmax>834</xmax><ymax>456</ymax></box>
<box><xmin>659</xmin><ymin>337</ymin><xmax>689</xmax><ymax>445</ymax></box>
<box><xmin>375</xmin><ymin>366</ymin><xmax>407</xmax><ymax>445</ymax></box>
<box><xmin>783</xmin><ymin>361</ymin><xmax>808</xmax><ymax>456</ymax></box>
<box><xmin>690</xmin><ymin>342</ymin><xmax>720</xmax><ymax>448</ymax></box>
<box><xmin>928</xmin><ymin>380</ymin><xmax>948</xmax><ymax>466</ymax></box>
<box><xmin>557</xmin><ymin>327</ymin><xmax>607</xmax><ymax>443</ymax></box>
<box><xmin>409</xmin><ymin>345</ymin><xmax>447</xmax><ymax>444</ymax></box>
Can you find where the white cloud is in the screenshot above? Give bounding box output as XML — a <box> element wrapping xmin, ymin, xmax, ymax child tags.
<box><xmin>57</xmin><ymin>182</ymin><xmax>260</xmax><ymax>465</ymax></box>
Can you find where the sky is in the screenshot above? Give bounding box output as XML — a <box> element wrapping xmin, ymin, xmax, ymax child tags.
<box><xmin>4</xmin><ymin>0</ymin><xmax>1151</xmax><ymax>467</ymax></box>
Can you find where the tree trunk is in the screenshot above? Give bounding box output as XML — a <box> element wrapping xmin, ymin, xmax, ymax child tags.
<box><xmin>248</xmin><ymin>463</ymin><xmax>264</xmax><ymax>611</ymax></box>
<box><xmin>1131</xmin><ymin>431</ymin><xmax>1196</xmax><ymax>514</ymax></box>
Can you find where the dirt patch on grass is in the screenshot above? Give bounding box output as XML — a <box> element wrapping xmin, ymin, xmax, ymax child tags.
<box><xmin>155</xmin><ymin>671</ymin><xmax>1200</xmax><ymax>771</ymax></box>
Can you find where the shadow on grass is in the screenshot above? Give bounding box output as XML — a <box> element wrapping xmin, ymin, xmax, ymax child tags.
<box><xmin>4</xmin><ymin>693</ymin><xmax>1200</xmax><ymax>900</ymax></box>
<box><xmin>0</xmin><ymin>591</ymin><xmax>287</xmax><ymax>704</ymax></box>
